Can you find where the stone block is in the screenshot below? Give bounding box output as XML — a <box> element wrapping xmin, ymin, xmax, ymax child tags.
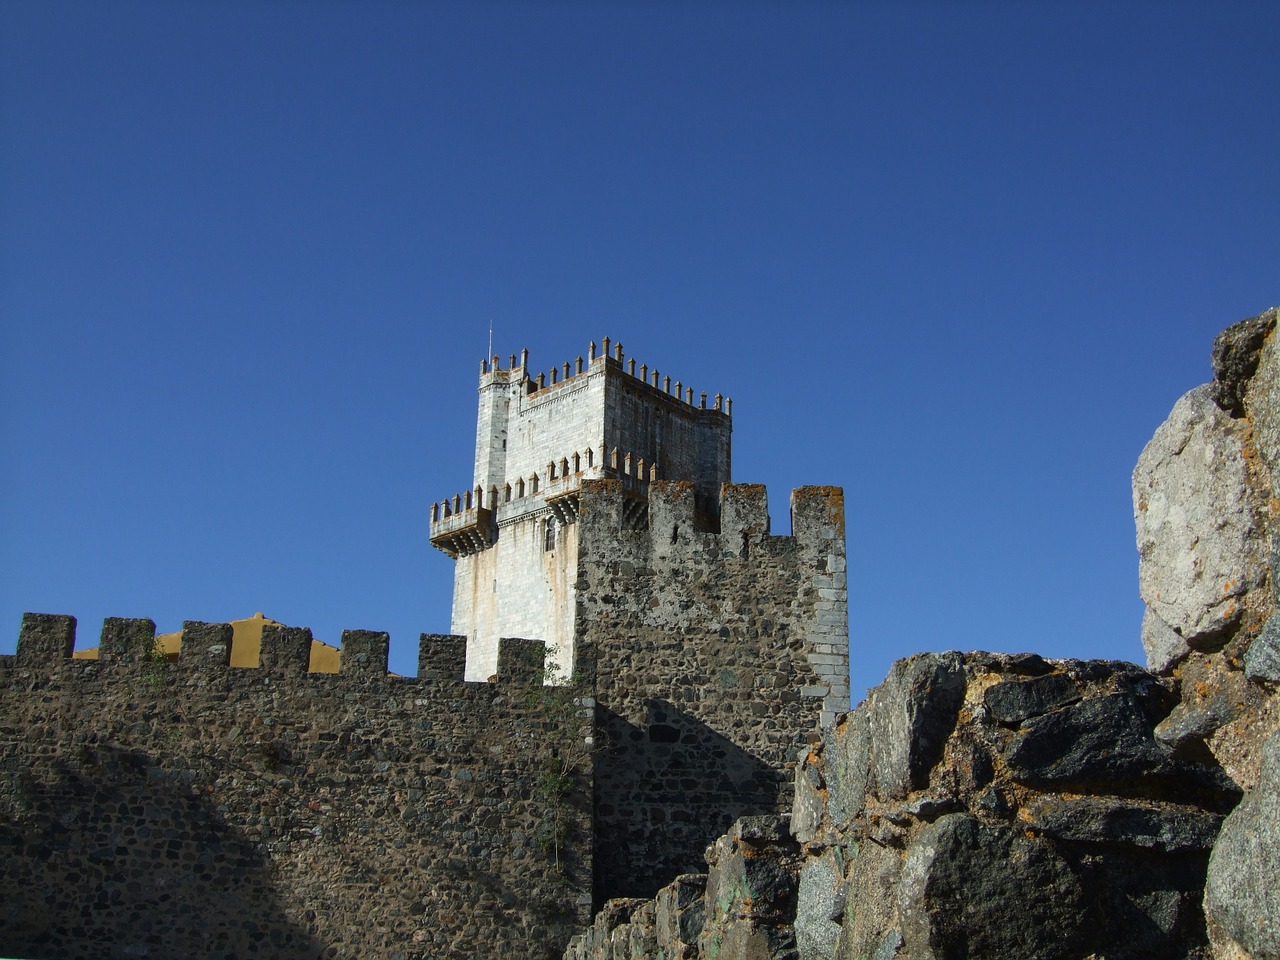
<box><xmin>1133</xmin><ymin>384</ymin><xmax>1270</xmax><ymax>647</ymax></box>
<box><xmin>655</xmin><ymin>874</ymin><xmax>707</xmax><ymax>951</ymax></box>
<box><xmin>866</xmin><ymin>653</ymin><xmax>966</xmax><ymax>800</ymax></box>
<box><xmin>259</xmin><ymin>624</ymin><xmax>312</xmax><ymax>674</ymax></box>
<box><xmin>99</xmin><ymin>617</ymin><xmax>157</xmax><ymax>664</ymax></box>
<box><xmin>496</xmin><ymin>637</ymin><xmax>546</xmax><ymax>683</ymax></box>
<box><xmin>796</xmin><ymin>847</ymin><xmax>844</xmax><ymax>960</ymax></box>
<box><xmin>417</xmin><ymin>633</ymin><xmax>467</xmax><ymax>682</ymax></box>
<box><xmin>16</xmin><ymin>612</ymin><xmax>76</xmax><ymax>666</ymax></box>
<box><xmin>721</xmin><ymin>483</ymin><xmax>771</xmax><ymax>540</ymax></box>
<box><xmin>898</xmin><ymin>814</ymin><xmax>1087</xmax><ymax>960</ymax></box>
<box><xmin>179</xmin><ymin>621</ymin><xmax>232</xmax><ymax>668</ymax></box>
<box><xmin>340</xmin><ymin>629</ymin><xmax>390</xmax><ymax>677</ymax></box>
<box><xmin>1205</xmin><ymin>730</ymin><xmax>1280</xmax><ymax>960</ymax></box>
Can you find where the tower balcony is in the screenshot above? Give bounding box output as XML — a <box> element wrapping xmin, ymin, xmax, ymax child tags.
<box><xmin>429</xmin><ymin>505</ymin><xmax>495</xmax><ymax>558</ymax></box>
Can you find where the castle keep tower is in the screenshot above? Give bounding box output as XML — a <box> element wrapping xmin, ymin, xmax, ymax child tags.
<box><xmin>431</xmin><ymin>339</ymin><xmax>848</xmax><ymax>901</ymax></box>
<box><xmin>430</xmin><ymin>339</ymin><xmax>732</xmax><ymax>681</ymax></box>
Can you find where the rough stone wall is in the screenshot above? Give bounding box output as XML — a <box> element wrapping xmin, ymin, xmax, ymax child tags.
<box><xmin>563</xmin><ymin>817</ymin><xmax>799</xmax><ymax>960</ymax></box>
<box><xmin>1</xmin><ymin>616</ymin><xmax>593</xmax><ymax>960</ymax></box>
<box><xmin>790</xmin><ymin>652</ymin><xmax>1237</xmax><ymax>960</ymax></box>
<box><xmin>574</xmin><ymin>480</ymin><xmax>849</xmax><ymax>904</ymax></box>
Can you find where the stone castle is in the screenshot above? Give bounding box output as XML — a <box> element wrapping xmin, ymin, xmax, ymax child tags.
<box><xmin>0</xmin><ymin>339</ymin><xmax>850</xmax><ymax>959</ymax></box>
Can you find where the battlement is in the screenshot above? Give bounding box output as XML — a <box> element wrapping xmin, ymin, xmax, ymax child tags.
<box><xmin>478</xmin><ymin>338</ymin><xmax>732</xmax><ymax>418</ymax></box>
<box><xmin>5</xmin><ymin>612</ymin><xmax>563</xmax><ymax>688</ymax></box>
<box><xmin>1</xmin><ymin>618</ymin><xmax>596</xmax><ymax>957</ymax></box>
<box><xmin>569</xmin><ymin>477</ymin><xmax>845</xmax><ymax>545</ymax></box>
<box><xmin>573</xmin><ymin>480</ymin><xmax>849</xmax><ymax>900</ymax></box>
<box><xmin>431</xmin><ymin>470</ymin><xmax>837</xmax><ymax>551</ymax></box>
<box><xmin>430</xmin><ymin>444</ymin><xmax>668</xmax><ymax>557</ymax></box>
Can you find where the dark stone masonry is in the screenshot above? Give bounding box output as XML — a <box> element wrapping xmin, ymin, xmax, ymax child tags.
<box><xmin>577</xmin><ymin>481</ymin><xmax>848</xmax><ymax>903</ymax></box>
<box><xmin>0</xmin><ymin>617</ymin><xmax>594</xmax><ymax>960</ymax></box>
<box><xmin>1</xmin><ymin>479</ymin><xmax>848</xmax><ymax>959</ymax></box>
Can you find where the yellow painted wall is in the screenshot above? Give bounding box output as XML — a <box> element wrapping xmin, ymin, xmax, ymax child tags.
<box><xmin>71</xmin><ymin>612</ymin><xmax>341</xmax><ymax>673</ymax></box>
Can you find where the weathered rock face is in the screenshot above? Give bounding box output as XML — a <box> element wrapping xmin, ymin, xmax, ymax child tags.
<box><xmin>1205</xmin><ymin>729</ymin><xmax>1280</xmax><ymax>960</ymax></box>
<box><xmin>563</xmin><ymin>817</ymin><xmax>801</xmax><ymax>960</ymax></box>
<box><xmin>699</xmin><ymin>816</ymin><xmax>801</xmax><ymax>960</ymax></box>
<box><xmin>794</xmin><ymin>652</ymin><xmax>1235</xmax><ymax>960</ymax></box>
<box><xmin>1134</xmin><ymin>384</ymin><xmax>1269</xmax><ymax>651</ymax></box>
<box><xmin>1132</xmin><ymin>310</ymin><xmax>1280</xmax><ymax>960</ymax></box>
<box><xmin>1133</xmin><ymin>308</ymin><xmax>1279</xmax><ymax>790</ymax></box>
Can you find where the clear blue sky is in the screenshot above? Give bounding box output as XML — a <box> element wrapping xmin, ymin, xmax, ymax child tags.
<box><xmin>2</xmin><ymin>1</ymin><xmax>1276</xmax><ymax>700</ymax></box>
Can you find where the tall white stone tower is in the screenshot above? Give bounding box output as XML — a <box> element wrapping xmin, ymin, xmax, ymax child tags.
<box><xmin>429</xmin><ymin>338</ymin><xmax>732</xmax><ymax>680</ymax></box>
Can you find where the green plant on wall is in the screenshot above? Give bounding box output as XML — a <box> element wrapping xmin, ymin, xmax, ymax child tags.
<box><xmin>534</xmin><ymin>763</ymin><xmax>574</xmax><ymax>864</ymax></box>
<box><xmin>141</xmin><ymin>632</ymin><xmax>169</xmax><ymax>689</ymax></box>
<box><xmin>529</xmin><ymin>652</ymin><xmax>593</xmax><ymax>869</ymax></box>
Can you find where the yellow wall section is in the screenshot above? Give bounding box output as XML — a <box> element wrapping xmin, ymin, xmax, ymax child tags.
<box><xmin>71</xmin><ymin>612</ymin><xmax>341</xmax><ymax>673</ymax></box>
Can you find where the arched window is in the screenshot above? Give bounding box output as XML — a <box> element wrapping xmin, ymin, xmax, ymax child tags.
<box><xmin>544</xmin><ymin>516</ymin><xmax>558</xmax><ymax>552</ymax></box>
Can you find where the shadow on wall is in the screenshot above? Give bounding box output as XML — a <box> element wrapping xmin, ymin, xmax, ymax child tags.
<box><xmin>593</xmin><ymin>699</ymin><xmax>783</xmax><ymax>904</ymax></box>
<box><xmin>0</xmin><ymin>743</ymin><xmax>321</xmax><ymax>960</ymax></box>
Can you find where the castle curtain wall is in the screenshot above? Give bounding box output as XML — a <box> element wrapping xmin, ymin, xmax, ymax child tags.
<box><xmin>0</xmin><ymin>619</ymin><xmax>593</xmax><ymax>960</ymax></box>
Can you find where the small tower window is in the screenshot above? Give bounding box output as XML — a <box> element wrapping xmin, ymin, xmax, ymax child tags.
<box><xmin>545</xmin><ymin>516</ymin><xmax>557</xmax><ymax>551</ymax></box>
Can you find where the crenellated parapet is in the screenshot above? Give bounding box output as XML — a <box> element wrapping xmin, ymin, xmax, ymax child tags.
<box><xmin>0</xmin><ymin>614</ymin><xmax>595</xmax><ymax>959</ymax></box>
<box><xmin>478</xmin><ymin>338</ymin><xmax>732</xmax><ymax>417</ymax></box>
<box><xmin>575</xmin><ymin>477</ymin><xmax>845</xmax><ymax>554</ymax></box>
<box><xmin>4</xmin><ymin>612</ymin><xmax>566</xmax><ymax>690</ymax></box>
<box><xmin>429</xmin><ymin>337</ymin><xmax>832</xmax><ymax>910</ymax></box>
<box><xmin>430</xmin><ymin>444</ymin><xmax>669</xmax><ymax>556</ymax></box>
<box><xmin>432</xmin><ymin>463</ymin><xmax>801</xmax><ymax>558</ymax></box>
<box><xmin>450</xmin><ymin>338</ymin><xmax>734</xmax><ymax>681</ymax></box>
